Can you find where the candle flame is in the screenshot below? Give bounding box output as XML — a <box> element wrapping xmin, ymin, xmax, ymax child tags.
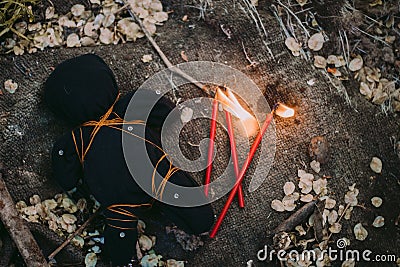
<box><xmin>275</xmin><ymin>103</ymin><xmax>295</xmax><ymax>118</ymax></box>
<box><xmin>216</xmin><ymin>88</ymin><xmax>258</xmax><ymax>137</ymax></box>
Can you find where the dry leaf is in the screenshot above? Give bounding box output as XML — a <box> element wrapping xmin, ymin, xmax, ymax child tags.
<box><xmin>66</xmin><ymin>33</ymin><xmax>80</xmax><ymax>47</ymax></box>
<box><xmin>62</xmin><ymin>198</ymin><xmax>78</xmax><ymax>213</ymax></box>
<box><xmin>360</xmin><ymin>82</ymin><xmax>373</xmax><ymax>100</ymax></box>
<box><xmin>59</xmin><ymin>16</ymin><xmax>77</xmax><ymax>28</ymax></box>
<box><xmin>308</xmin><ymin>32</ymin><xmax>324</xmax><ymax>51</ymax></box>
<box><xmin>285</xmin><ymin>37</ymin><xmax>301</xmax><ymax>55</ymax></box>
<box><xmin>329</xmin><ymin>222</ymin><xmax>342</xmax><ymax>233</ymax></box>
<box><xmin>371</xmin><ymin>197</ymin><xmax>382</xmax><ymax>208</ymax></box>
<box><xmin>313</xmin><ymin>178</ymin><xmax>327</xmax><ymax>195</ymax></box>
<box><xmin>327</xmin><ymin>210</ymin><xmax>338</xmax><ymax>225</ymax></box>
<box><xmin>325</xmin><ymin>197</ymin><xmax>336</xmax><ymax>209</ymax></box>
<box><xmin>138</xmin><ymin>220</ymin><xmax>146</xmax><ymax>234</ymax></box>
<box><xmin>310</xmin><ymin>160</ymin><xmax>321</xmax><ymax>173</ymax></box>
<box><xmin>72</xmin><ymin>236</ymin><xmax>85</xmax><ymax>248</ymax></box>
<box><xmin>370</xmin><ymin>157</ymin><xmax>382</xmax><ymax>173</ymax></box>
<box><xmin>354</xmin><ymin>223</ymin><xmax>368</xmax><ymax>241</ymax></box>
<box><xmin>348</xmin><ymin>56</ymin><xmax>363</xmax><ymax>72</ymax></box>
<box><xmin>271</xmin><ymin>199</ymin><xmax>285</xmax><ymax>212</ymax></box>
<box><xmin>300</xmin><ymin>194</ymin><xmax>313</xmax><ymax>202</ymax></box>
<box><xmin>283</xmin><ymin>201</ymin><xmax>296</xmax><ymax>211</ymax></box>
<box><xmin>62</xmin><ymin>214</ymin><xmax>77</xmax><ymax>224</ymax></box>
<box><xmin>85</xmin><ymin>252</ymin><xmax>97</xmax><ymax>267</ymax></box>
<box><xmin>103</xmin><ymin>14</ymin><xmax>115</xmax><ymax>27</ymax></box>
<box><xmin>71</xmin><ymin>4</ymin><xmax>85</xmax><ymax>17</ymax></box>
<box><xmin>45</xmin><ymin>7</ymin><xmax>55</xmax><ymax>20</ymax></box>
<box><xmin>99</xmin><ymin>28</ymin><xmax>113</xmax><ymax>44</ymax></box>
<box><xmin>314</xmin><ymin>56</ymin><xmax>327</xmax><ymax>69</ymax></box>
<box><xmin>142</xmin><ymin>54</ymin><xmax>153</xmax><ymax>63</ymax></box>
<box><xmin>369</xmin><ymin>0</ymin><xmax>382</xmax><ymax>7</ymax></box>
<box><xmin>13</xmin><ymin>46</ymin><xmax>24</xmax><ymax>55</ymax></box>
<box><xmin>372</xmin><ymin>88</ymin><xmax>388</xmax><ymax>105</ymax></box>
<box><xmin>140</xmin><ymin>253</ymin><xmax>163</xmax><ymax>267</ymax></box>
<box><xmin>296</xmin><ymin>0</ymin><xmax>308</xmax><ymax>7</ymax></box>
<box><xmin>139</xmin><ymin>235</ymin><xmax>153</xmax><ymax>251</ymax></box>
<box><xmin>153</xmin><ymin>11</ymin><xmax>168</xmax><ymax>23</ymax></box>
<box><xmin>372</xmin><ymin>216</ymin><xmax>384</xmax><ymax>228</ymax></box>
<box><xmin>14</xmin><ymin>21</ymin><xmax>27</xmax><ymax>34</ymax></box>
<box><xmin>345</xmin><ymin>187</ymin><xmax>359</xmax><ymax>207</ymax></box>
<box><xmin>342</xmin><ymin>259</ymin><xmax>356</xmax><ymax>267</ymax></box>
<box><xmin>327</xmin><ymin>55</ymin><xmax>339</xmax><ymax>65</ymax></box>
<box><xmin>166</xmin><ymin>259</ymin><xmax>185</xmax><ymax>267</ymax></box>
<box><xmin>81</xmin><ymin>37</ymin><xmax>96</xmax><ymax>46</ymax></box>
<box><xmin>43</xmin><ymin>199</ymin><xmax>58</xmax><ymax>210</ymax></box>
<box><xmin>283</xmin><ymin>182</ymin><xmax>296</xmax><ymax>195</ymax></box>
<box><xmin>295</xmin><ymin>225</ymin><xmax>307</xmax><ymax>236</ymax></box>
<box><xmin>4</xmin><ymin>79</ymin><xmax>18</xmax><ymax>93</ymax></box>
<box><xmin>77</xmin><ymin>198</ymin><xmax>87</xmax><ymax>212</ymax></box>
<box><xmin>16</xmin><ymin>201</ymin><xmax>27</xmax><ymax>212</ymax></box>
<box><xmin>327</xmin><ymin>67</ymin><xmax>341</xmax><ymax>77</ymax></box>
<box><xmin>344</xmin><ymin>207</ymin><xmax>353</xmax><ymax>220</ymax></box>
<box><xmin>84</xmin><ymin>22</ymin><xmax>99</xmax><ymax>38</ymax></box>
<box><xmin>132</xmin><ymin>6</ymin><xmax>149</xmax><ymax>19</ymax></box>
<box><xmin>117</xmin><ymin>18</ymin><xmax>143</xmax><ymax>41</ymax></box>
<box><xmin>180</xmin><ymin>107</ymin><xmax>193</xmax><ymax>123</ymax></box>
<box><xmin>299</xmin><ymin>172</ymin><xmax>314</xmax><ymax>194</ymax></box>
<box><xmin>181</xmin><ymin>51</ymin><xmax>188</xmax><ymax>62</ymax></box>
<box><xmin>143</xmin><ymin>18</ymin><xmax>157</xmax><ymax>35</ymax></box>
<box><xmin>150</xmin><ymin>1</ymin><xmax>163</xmax><ymax>12</ymax></box>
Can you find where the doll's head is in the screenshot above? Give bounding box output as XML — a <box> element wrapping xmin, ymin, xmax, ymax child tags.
<box><xmin>44</xmin><ymin>54</ymin><xmax>119</xmax><ymax>126</ymax></box>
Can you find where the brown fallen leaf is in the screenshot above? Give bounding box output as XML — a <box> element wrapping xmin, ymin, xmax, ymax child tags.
<box><xmin>181</xmin><ymin>51</ymin><xmax>188</xmax><ymax>62</ymax></box>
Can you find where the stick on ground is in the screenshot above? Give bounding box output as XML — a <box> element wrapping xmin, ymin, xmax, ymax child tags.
<box><xmin>272</xmin><ymin>200</ymin><xmax>318</xmax><ymax>234</ymax></box>
<box><xmin>0</xmin><ymin>173</ymin><xmax>49</xmax><ymax>267</ymax></box>
<box><xmin>126</xmin><ymin>4</ymin><xmax>210</xmax><ymax>96</ymax></box>
<box><xmin>48</xmin><ymin>210</ymin><xmax>99</xmax><ymax>261</ymax></box>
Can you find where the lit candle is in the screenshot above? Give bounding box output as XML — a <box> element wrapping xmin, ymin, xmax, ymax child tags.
<box><xmin>210</xmin><ymin>103</ymin><xmax>294</xmax><ymax>238</ymax></box>
<box><xmin>204</xmin><ymin>96</ymin><xmax>219</xmax><ymax>196</ymax></box>
<box><xmin>225</xmin><ymin>110</ymin><xmax>244</xmax><ymax>208</ymax></box>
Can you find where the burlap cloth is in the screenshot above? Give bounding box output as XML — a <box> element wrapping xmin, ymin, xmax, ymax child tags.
<box><xmin>0</xmin><ymin>0</ymin><xmax>399</xmax><ymax>266</ymax></box>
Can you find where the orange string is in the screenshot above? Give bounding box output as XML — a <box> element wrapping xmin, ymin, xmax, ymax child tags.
<box><xmin>70</xmin><ymin>93</ymin><xmax>178</xmax><ymax>229</ymax></box>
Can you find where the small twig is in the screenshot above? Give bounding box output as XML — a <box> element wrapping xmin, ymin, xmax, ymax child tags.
<box><xmin>272</xmin><ymin>200</ymin><xmax>318</xmax><ymax>234</ymax></box>
<box><xmin>124</xmin><ymin>2</ymin><xmax>210</xmax><ymax>96</ymax></box>
<box><xmin>241</xmin><ymin>41</ymin><xmax>258</xmax><ymax>67</ymax></box>
<box><xmin>48</xmin><ymin>211</ymin><xmax>99</xmax><ymax>260</ymax></box>
<box><xmin>112</xmin><ymin>3</ymin><xmax>130</xmax><ymax>15</ymax></box>
<box><xmin>0</xmin><ymin>173</ymin><xmax>49</xmax><ymax>267</ymax></box>
<box><xmin>241</xmin><ymin>0</ymin><xmax>275</xmax><ymax>59</ymax></box>
<box><xmin>352</xmin><ymin>26</ymin><xmax>390</xmax><ymax>47</ymax></box>
<box><xmin>271</xmin><ymin>5</ymin><xmax>308</xmax><ymax>60</ymax></box>
<box><xmin>328</xmin><ymin>203</ymin><xmax>351</xmax><ymax>240</ymax></box>
<box><xmin>276</xmin><ymin>0</ymin><xmax>310</xmax><ymax>37</ymax></box>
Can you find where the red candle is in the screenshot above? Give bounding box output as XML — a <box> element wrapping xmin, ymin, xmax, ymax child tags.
<box><xmin>210</xmin><ymin>113</ymin><xmax>274</xmax><ymax>238</ymax></box>
<box><xmin>225</xmin><ymin>110</ymin><xmax>244</xmax><ymax>208</ymax></box>
<box><xmin>204</xmin><ymin>97</ymin><xmax>219</xmax><ymax>196</ymax></box>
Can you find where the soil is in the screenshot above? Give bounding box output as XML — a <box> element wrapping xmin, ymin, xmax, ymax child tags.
<box><xmin>0</xmin><ymin>0</ymin><xmax>399</xmax><ymax>267</ymax></box>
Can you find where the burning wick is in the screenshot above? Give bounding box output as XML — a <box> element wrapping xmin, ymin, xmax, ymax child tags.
<box><xmin>274</xmin><ymin>103</ymin><xmax>295</xmax><ymax>118</ymax></box>
<box><xmin>209</xmin><ymin>102</ymin><xmax>294</xmax><ymax>238</ymax></box>
<box><xmin>216</xmin><ymin>88</ymin><xmax>258</xmax><ymax>137</ymax></box>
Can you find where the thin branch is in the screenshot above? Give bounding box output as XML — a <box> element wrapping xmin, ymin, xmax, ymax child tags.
<box><xmin>0</xmin><ymin>174</ymin><xmax>49</xmax><ymax>267</ymax></box>
<box><xmin>241</xmin><ymin>0</ymin><xmax>275</xmax><ymax>59</ymax></box>
<box><xmin>124</xmin><ymin>2</ymin><xmax>211</xmax><ymax>96</ymax></box>
<box><xmin>352</xmin><ymin>26</ymin><xmax>390</xmax><ymax>47</ymax></box>
<box><xmin>276</xmin><ymin>0</ymin><xmax>310</xmax><ymax>37</ymax></box>
<box><xmin>48</xmin><ymin>210</ymin><xmax>99</xmax><ymax>260</ymax></box>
